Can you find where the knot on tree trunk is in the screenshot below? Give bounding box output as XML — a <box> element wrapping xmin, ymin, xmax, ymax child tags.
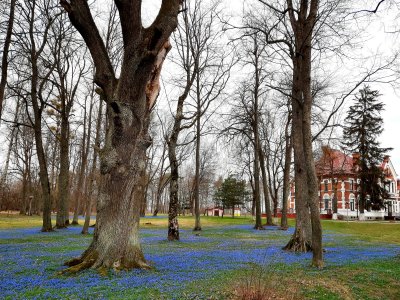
<box><xmin>99</xmin><ymin>147</ymin><xmax>118</xmax><ymax>175</ymax></box>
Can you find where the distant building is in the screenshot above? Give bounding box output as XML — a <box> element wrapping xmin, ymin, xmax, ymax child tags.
<box><xmin>288</xmin><ymin>146</ymin><xmax>400</xmax><ymax>220</ymax></box>
<box><xmin>205</xmin><ymin>207</ymin><xmax>224</xmax><ymax>217</ymax></box>
<box><xmin>205</xmin><ymin>207</ymin><xmax>242</xmax><ymax>217</ymax></box>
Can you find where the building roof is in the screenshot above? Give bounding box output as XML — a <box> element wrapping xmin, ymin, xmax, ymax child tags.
<box><xmin>315</xmin><ymin>146</ymin><xmax>399</xmax><ymax>180</ymax></box>
<box><xmin>315</xmin><ymin>146</ymin><xmax>355</xmax><ymax>176</ymax></box>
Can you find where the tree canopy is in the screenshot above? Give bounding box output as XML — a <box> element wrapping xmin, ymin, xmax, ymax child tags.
<box><xmin>214</xmin><ymin>176</ymin><xmax>249</xmax><ymax>216</ymax></box>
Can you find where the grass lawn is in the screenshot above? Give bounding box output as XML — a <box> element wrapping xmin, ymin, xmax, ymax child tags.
<box><xmin>0</xmin><ymin>213</ymin><xmax>399</xmax><ymax>299</ymax></box>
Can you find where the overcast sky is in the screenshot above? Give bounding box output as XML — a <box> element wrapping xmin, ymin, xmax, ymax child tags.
<box><xmin>142</xmin><ymin>0</ymin><xmax>400</xmax><ymax>171</ymax></box>
<box><xmin>1</xmin><ymin>0</ymin><xmax>398</xmax><ymax>178</ymax></box>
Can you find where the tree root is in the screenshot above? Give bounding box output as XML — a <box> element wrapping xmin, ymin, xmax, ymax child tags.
<box><xmin>283</xmin><ymin>237</ymin><xmax>312</xmax><ymax>252</ymax></box>
<box><xmin>60</xmin><ymin>256</ymin><xmax>96</xmax><ymax>275</ymax></box>
<box><xmin>60</xmin><ymin>251</ymin><xmax>152</xmax><ymax>275</ymax></box>
<box><xmin>254</xmin><ymin>225</ymin><xmax>265</xmax><ymax>230</ymax></box>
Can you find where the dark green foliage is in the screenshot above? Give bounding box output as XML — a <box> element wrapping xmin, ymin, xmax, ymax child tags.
<box><xmin>343</xmin><ymin>86</ymin><xmax>392</xmax><ymax>212</ymax></box>
<box><xmin>214</xmin><ymin>176</ymin><xmax>250</xmax><ymax>216</ymax></box>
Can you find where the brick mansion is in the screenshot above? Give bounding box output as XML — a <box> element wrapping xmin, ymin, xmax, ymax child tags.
<box><xmin>288</xmin><ymin>146</ymin><xmax>400</xmax><ymax>220</ymax></box>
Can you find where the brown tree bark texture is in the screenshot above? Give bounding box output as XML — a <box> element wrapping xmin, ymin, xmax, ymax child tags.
<box><xmin>283</xmin><ymin>0</ymin><xmax>323</xmax><ymax>268</ymax></box>
<box><xmin>61</xmin><ymin>0</ymin><xmax>180</xmax><ymax>272</ymax></box>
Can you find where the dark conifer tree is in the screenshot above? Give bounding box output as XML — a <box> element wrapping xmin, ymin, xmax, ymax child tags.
<box><xmin>343</xmin><ymin>86</ymin><xmax>391</xmax><ymax>216</ymax></box>
<box><xmin>214</xmin><ymin>176</ymin><xmax>249</xmax><ymax>218</ymax></box>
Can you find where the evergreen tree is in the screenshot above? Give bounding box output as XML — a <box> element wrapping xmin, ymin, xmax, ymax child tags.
<box><xmin>214</xmin><ymin>176</ymin><xmax>249</xmax><ymax>218</ymax></box>
<box><xmin>343</xmin><ymin>86</ymin><xmax>392</xmax><ymax>216</ymax></box>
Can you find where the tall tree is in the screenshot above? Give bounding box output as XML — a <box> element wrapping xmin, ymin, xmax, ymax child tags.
<box><xmin>11</xmin><ymin>0</ymin><xmax>60</xmax><ymax>232</ymax></box>
<box><xmin>60</xmin><ymin>0</ymin><xmax>181</xmax><ymax>272</ymax></box>
<box><xmin>182</xmin><ymin>0</ymin><xmax>234</xmax><ymax>231</ymax></box>
<box><xmin>0</xmin><ymin>0</ymin><xmax>16</xmax><ymax>118</ymax></box>
<box><xmin>249</xmin><ymin>0</ymin><xmax>323</xmax><ymax>266</ymax></box>
<box><xmin>50</xmin><ymin>14</ymin><xmax>86</xmax><ymax>228</ymax></box>
<box><xmin>166</xmin><ymin>0</ymin><xmax>197</xmax><ymax>240</ymax></box>
<box><xmin>343</xmin><ymin>86</ymin><xmax>391</xmax><ymax>219</ymax></box>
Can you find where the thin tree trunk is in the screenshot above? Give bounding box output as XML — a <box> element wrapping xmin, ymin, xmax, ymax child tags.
<box><xmin>29</xmin><ymin>44</ymin><xmax>53</xmax><ymax>232</ymax></box>
<box><xmin>258</xmin><ymin>144</ymin><xmax>273</xmax><ymax>226</ymax></box>
<box><xmin>280</xmin><ymin>118</ymin><xmax>291</xmax><ymax>230</ymax></box>
<box><xmin>56</xmin><ymin>113</ymin><xmax>70</xmax><ymax>228</ymax></box>
<box><xmin>1</xmin><ymin>99</ymin><xmax>20</xmax><ymax>210</ymax></box>
<box><xmin>72</xmin><ymin>97</ymin><xmax>93</xmax><ymax>225</ymax></box>
<box><xmin>193</xmin><ymin>73</ymin><xmax>202</xmax><ymax>231</ymax></box>
<box><xmin>0</xmin><ymin>0</ymin><xmax>16</xmax><ymax>119</ymax></box>
<box><xmin>253</xmin><ymin>36</ymin><xmax>263</xmax><ymax>230</ymax></box>
<box><xmin>82</xmin><ymin>101</ymin><xmax>103</xmax><ymax>234</ymax></box>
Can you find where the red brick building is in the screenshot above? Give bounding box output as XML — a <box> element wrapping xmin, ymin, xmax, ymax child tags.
<box><xmin>288</xmin><ymin>146</ymin><xmax>400</xmax><ymax>220</ymax></box>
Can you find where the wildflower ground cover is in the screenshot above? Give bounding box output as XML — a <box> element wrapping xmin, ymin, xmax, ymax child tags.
<box><xmin>0</xmin><ymin>214</ymin><xmax>400</xmax><ymax>299</ymax></box>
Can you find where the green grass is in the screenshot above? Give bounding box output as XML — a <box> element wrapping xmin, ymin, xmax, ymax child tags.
<box><xmin>2</xmin><ymin>213</ymin><xmax>400</xmax><ymax>299</ymax></box>
<box><xmin>0</xmin><ymin>213</ymin><xmax>44</xmax><ymax>229</ymax></box>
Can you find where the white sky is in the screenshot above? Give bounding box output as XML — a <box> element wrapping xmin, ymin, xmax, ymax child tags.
<box><xmin>1</xmin><ymin>0</ymin><xmax>399</xmax><ymax>177</ymax></box>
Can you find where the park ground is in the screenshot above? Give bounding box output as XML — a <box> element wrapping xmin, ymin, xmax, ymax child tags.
<box><xmin>0</xmin><ymin>213</ymin><xmax>400</xmax><ymax>299</ymax></box>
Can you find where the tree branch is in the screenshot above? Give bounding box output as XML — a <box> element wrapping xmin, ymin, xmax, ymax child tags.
<box><xmin>60</xmin><ymin>0</ymin><xmax>116</xmax><ymax>100</ymax></box>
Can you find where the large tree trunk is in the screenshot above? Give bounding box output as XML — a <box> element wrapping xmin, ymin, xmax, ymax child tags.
<box><xmin>61</xmin><ymin>0</ymin><xmax>179</xmax><ymax>272</ymax></box>
<box><xmin>284</xmin><ymin>0</ymin><xmax>323</xmax><ymax>268</ymax></box>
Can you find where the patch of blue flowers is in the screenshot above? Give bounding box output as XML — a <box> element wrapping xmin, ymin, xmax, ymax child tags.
<box><xmin>0</xmin><ymin>224</ymin><xmax>399</xmax><ymax>299</ymax></box>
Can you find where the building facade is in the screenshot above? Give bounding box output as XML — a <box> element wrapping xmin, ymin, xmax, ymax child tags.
<box><xmin>288</xmin><ymin>146</ymin><xmax>400</xmax><ymax>220</ymax></box>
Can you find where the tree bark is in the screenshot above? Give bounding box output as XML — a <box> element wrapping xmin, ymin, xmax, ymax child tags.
<box><xmin>26</xmin><ymin>8</ymin><xmax>55</xmax><ymax>232</ymax></box>
<box><xmin>73</xmin><ymin>96</ymin><xmax>93</xmax><ymax>225</ymax></box>
<box><xmin>193</xmin><ymin>72</ymin><xmax>202</xmax><ymax>231</ymax></box>
<box><xmin>56</xmin><ymin>113</ymin><xmax>70</xmax><ymax>228</ymax></box>
<box><xmin>1</xmin><ymin>99</ymin><xmax>20</xmax><ymax>210</ymax></box>
<box><xmin>61</xmin><ymin>0</ymin><xmax>180</xmax><ymax>271</ymax></box>
<box><xmin>280</xmin><ymin>116</ymin><xmax>292</xmax><ymax>229</ymax></box>
<box><xmin>82</xmin><ymin>101</ymin><xmax>103</xmax><ymax>234</ymax></box>
<box><xmin>0</xmin><ymin>0</ymin><xmax>16</xmax><ymax>119</ymax></box>
<box><xmin>252</xmin><ymin>36</ymin><xmax>263</xmax><ymax>230</ymax></box>
<box><xmin>258</xmin><ymin>143</ymin><xmax>274</xmax><ymax>226</ymax></box>
<box><xmin>283</xmin><ymin>0</ymin><xmax>323</xmax><ymax>268</ymax></box>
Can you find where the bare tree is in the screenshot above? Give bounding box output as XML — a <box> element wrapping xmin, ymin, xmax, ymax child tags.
<box><xmin>82</xmin><ymin>100</ymin><xmax>104</xmax><ymax>234</ymax></box>
<box><xmin>11</xmin><ymin>0</ymin><xmax>61</xmax><ymax>231</ymax></box>
<box><xmin>186</xmin><ymin>0</ymin><xmax>234</xmax><ymax>231</ymax></box>
<box><xmin>0</xmin><ymin>0</ymin><xmax>16</xmax><ymax>118</ymax></box>
<box><xmin>60</xmin><ymin>0</ymin><xmax>181</xmax><ymax>272</ymax></box>
<box><xmin>49</xmin><ymin>14</ymin><xmax>87</xmax><ymax>228</ymax></box>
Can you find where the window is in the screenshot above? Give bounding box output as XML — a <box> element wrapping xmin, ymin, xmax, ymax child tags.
<box><xmin>324</xmin><ymin>195</ymin><xmax>330</xmax><ymax>211</ymax></box>
<box><xmin>350</xmin><ymin>179</ymin><xmax>354</xmax><ymax>191</ymax></box>
<box><xmin>324</xmin><ymin>180</ymin><xmax>328</xmax><ymax>192</ymax></box>
<box><xmin>350</xmin><ymin>196</ymin><xmax>355</xmax><ymax>211</ymax></box>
